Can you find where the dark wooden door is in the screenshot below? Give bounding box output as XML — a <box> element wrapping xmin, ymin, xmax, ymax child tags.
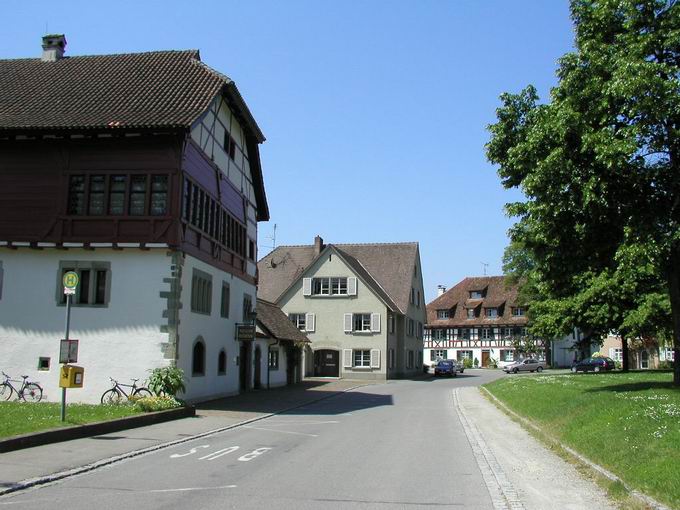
<box><xmin>314</xmin><ymin>350</ymin><xmax>339</xmax><ymax>377</ymax></box>
<box><xmin>254</xmin><ymin>346</ymin><xmax>262</xmax><ymax>389</ymax></box>
<box><xmin>482</xmin><ymin>350</ymin><xmax>490</xmax><ymax>368</ymax></box>
<box><xmin>239</xmin><ymin>342</ymin><xmax>249</xmax><ymax>391</ymax></box>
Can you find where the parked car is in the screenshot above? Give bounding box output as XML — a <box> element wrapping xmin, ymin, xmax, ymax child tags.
<box><xmin>434</xmin><ymin>360</ymin><xmax>457</xmax><ymax>377</ymax></box>
<box><xmin>451</xmin><ymin>359</ymin><xmax>465</xmax><ymax>374</ymax></box>
<box><xmin>503</xmin><ymin>358</ymin><xmax>546</xmax><ymax>374</ymax></box>
<box><xmin>571</xmin><ymin>357</ymin><xmax>616</xmax><ymax>373</ymax></box>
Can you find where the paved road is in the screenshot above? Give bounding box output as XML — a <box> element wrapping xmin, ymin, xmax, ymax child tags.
<box><xmin>0</xmin><ymin>370</ymin><xmax>505</xmax><ymax>510</ymax></box>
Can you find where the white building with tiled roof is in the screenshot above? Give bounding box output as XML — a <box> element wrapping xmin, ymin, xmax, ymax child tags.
<box><xmin>258</xmin><ymin>236</ymin><xmax>426</xmax><ymax>380</ymax></box>
<box><xmin>424</xmin><ymin>276</ymin><xmax>546</xmax><ymax>368</ymax></box>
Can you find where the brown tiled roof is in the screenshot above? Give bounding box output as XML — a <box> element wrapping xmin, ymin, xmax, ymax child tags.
<box><xmin>257</xmin><ymin>242</ymin><xmax>420</xmax><ymax>314</ymax></box>
<box><xmin>427</xmin><ymin>276</ymin><xmax>527</xmax><ymax>327</ymax></box>
<box><xmin>0</xmin><ymin>50</ymin><xmax>264</xmax><ymax>140</ymax></box>
<box><xmin>256</xmin><ymin>299</ymin><xmax>310</xmax><ymax>343</ymax></box>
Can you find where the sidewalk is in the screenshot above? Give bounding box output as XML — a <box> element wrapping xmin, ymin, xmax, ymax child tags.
<box><xmin>0</xmin><ymin>379</ymin><xmax>361</xmax><ymax>491</ymax></box>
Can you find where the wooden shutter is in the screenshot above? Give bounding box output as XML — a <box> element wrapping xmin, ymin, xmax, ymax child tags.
<box><xmin>306</xmin><ymin>313</ymin><xmax>315</xmax><ymax>332</ymax></box>
<box><xmin>348</xmin><ymin>277</ymin><xmax>357</xmax><ymax>296</ymax></box>
<box><xmin>343</xmin><ymin>349</ymin><xmax>353</xmax><ymax>368</ymax></box>
<box><xmin>344</xmin><ymin>313</ymin><xmax>353</xmax><ymax>333</ymax></box>
<box><xmin>371</xmin><ymin>313</ymin><xmax>381</xmax><ymax>333</ymax></box>
<box><xmin>370</xmin><ymin>349</ymin><xmax>380</xmax><ymax>369</ymax></box>
<box><xmin>303</xmin><ymin>278</ymin><xmax>312</xmax><ymax>296</ymax></box>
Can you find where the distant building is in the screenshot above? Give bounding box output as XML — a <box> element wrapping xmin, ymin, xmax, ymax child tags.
<box><xmin>258</xmin><ymin>237</ymin><xmax>426</xmax><ymax>380</ymax></box>
<box><xmin>424</xmin><ymin>276</ymin><xmax>545</xmax><ymax>367</ymax></box>
<box><xmin>0</xmin><ymin>36</ymin><xmax>269</xmax><ymax>402</ymax></box>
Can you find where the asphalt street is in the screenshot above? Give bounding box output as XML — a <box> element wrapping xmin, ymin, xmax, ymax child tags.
<box><xmin>0</xmin><ymin>371</ymin><xmax>505</xmax><ymax>510</ymax></box>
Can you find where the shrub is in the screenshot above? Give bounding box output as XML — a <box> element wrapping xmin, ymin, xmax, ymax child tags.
<box><xmin>488</xmin><ymin>357</ymin><xmax>499</xmax><ymax>369</ymax></box>
<box><xmin>473</xmin><ymin>357</ymin><xmax>479</xmax><ymax>367</ymax></box>
<box><xmin>148</xmin><ymin>366</ymin><xmax>186</xmax><ymax>396</ymax></box>
<box><xmin>463</xmin><ymin>358</ymin><xmax>473</xmax><ymax>369</ymax></box>
<box><xmin>133</xmin><ymin>395</ymin><xmax>182</xmax><ymax>412</ymax></box>
<box><xmin>615</xmin><ymin>360</ymin><xmax>622</xmax><ymax>370</ymax></box>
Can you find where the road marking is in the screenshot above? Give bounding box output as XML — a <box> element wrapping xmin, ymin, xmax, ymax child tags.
<box><xmin>242</xmin><ymin>426</ymin><xmax>319</xmax><ymax>437</ymax></box>
<box><xmin>452</xmin><ymin>389</ymin><xmax>525</xmax><ymax>510</ymax></box>
<box><xmin>237</xmin><ymin>447</ymin><xmax>272</xmax><ymax>462</ymax></box>
<box><xmin>169</xmin><ymin>444</ymin><xmax>210</xmax><ymax>458</ymax></box>
<box><xmin>261</xmin><ymin>420</ymin><xmax>339</xmax><ymax>426</ymax></box>
<box><xmin>199</xmin><ymin>446</ymin><xmax>240</xmax><ymax>461</ymax></box>
<box><xmin>148</xmin><ymin>485</ymin><xmax>237</xmax><ymax>493</ymax></box>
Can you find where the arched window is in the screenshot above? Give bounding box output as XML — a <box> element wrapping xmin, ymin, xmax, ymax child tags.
<box><xmin>192</xmin><ymin>338</ymin><xmax>205</xmax><ymax>376</ymax></box>
<box><xmin>218</xmin><ymin>349</ymin><xmax>227</xmax><ymax>375</ymax></box>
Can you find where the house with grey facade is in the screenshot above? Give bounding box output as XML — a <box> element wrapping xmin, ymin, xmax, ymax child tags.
<box><xmin>257</xmin><ymin>237</ymin><xmax>426</xmax><ymax>380</ymax></box>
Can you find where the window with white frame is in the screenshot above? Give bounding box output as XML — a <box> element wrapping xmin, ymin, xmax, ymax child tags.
<box><xmin>470</xmin><ymin>290</ymin><xmax>483</xmax><ymax>299</ymax></box>
<box><xmin>289</xmin><ymin>313</ymin><xmax>306</xmax><ymax>330</ymax></box>
<box><xmin>433</xmin><ymin>329</ymin><xmax>446</xmax><ymax>340</ymax></box>
<box><xmin>613</xmin><ymin>348</ymin><xmax>623</xmax><ymax>362</ymax></box>
<box><xmin>481</xmin><ymin>328</ymin><xmax>492</xmax><ymax>339</ymax></box>
<box><xmin>458</xmin><ymin>350</ymin><xmax>473</xmax><ymax>361</ymax></box>
<box><xmin>512</xmin><ymin>307</ymin><xmax>526</xmax><ymax>316</ymax></box>
<box><xmin>268</xmin><ymin>348</ymin><xmax>279</xmax><ymax>370</ymax></box>
<box><xmin>431</xmin><ymin>349</ymin><xmax>447</xmax><ymax>361</ymax></box>
<box><xmin>57</xmin><ymin>261</ymin><xmax>111</xmax><ymax>307</ymax></box>
<box><xmin>437</xmin><ymin>309</ymin><xmax>450</xmax><ymax>319</ymax></box>
<box><xmin>354</xmin><ymin>313</ymin><xmax>372</xmax><ymax>332</ymax></box>
<box><xmin>312</xmin><ymin>277</ymin><xmax>348</xmax><ymax>295</ymax></box>
<box><xmin>504</xmin><ymin>327</ymin><xmax>513</xmax><ymax>337</ymax></box>
<box><xmin>485</xmin><ymin>308</ymin><xmax>498</xmax><ymax>318</ymax></box>
<box><xmin>466</xmin><ymin>308</ymin><xmax>475</xmax><ymax>319</ymax></box>
<box><xmin>354</xmin><ymin>349</ymin><xmax>371</xmax><ymax>367</ymax></box>
<box><xmin>500</xmin><ymin>349</ymin><xmax>514</xmax><ymax>362</ymax></box>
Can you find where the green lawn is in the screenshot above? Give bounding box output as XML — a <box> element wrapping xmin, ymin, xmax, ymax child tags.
<box><xmin>485</xmin><ymin>371</ymin><xmax>680</xmax><ymax>509</ymax></box>
<box><xmin>0</xmin><ymin>402</ymin><xmax>143</xmax><ymax>438</ymax></box>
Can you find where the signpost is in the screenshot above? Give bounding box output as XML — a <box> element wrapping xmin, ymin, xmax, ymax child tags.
<box><xmin>61</xmin><ymin>271</ymin><xmax>78</xmax><ymax>422</ymax></box>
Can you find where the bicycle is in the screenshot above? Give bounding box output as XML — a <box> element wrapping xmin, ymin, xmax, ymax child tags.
<box><xmin>1</xmin><ymin>371</ymin><xmax>43</xmax><ymax>402</ymax></box>
<box><xmin>101</xmin><ymin>377</ymin><xmax>152</xmax><ymax>404</ymax></box>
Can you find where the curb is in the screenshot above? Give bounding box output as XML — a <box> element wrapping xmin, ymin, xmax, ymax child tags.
<box><xmin>0</xmin><ymin>383</ymin><xmax>369</xmax><ymax>498</ymax></box>
<box><xmin>480</xmin><ymin>386</ymin><xmax>671</xmax><ymax>510</ymax></box>
<box><xmin>0</xmin><ymin>406</ymin><xmax>196</xmax><ymax>454</ymax></box>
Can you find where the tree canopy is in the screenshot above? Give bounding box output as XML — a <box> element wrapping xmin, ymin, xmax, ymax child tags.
<box><xmin>486</xmin><ymin>0</ymin><xmax>680</xmax><ymax>383</ymax></box>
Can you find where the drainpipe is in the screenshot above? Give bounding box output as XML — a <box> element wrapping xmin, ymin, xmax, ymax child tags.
<box><xmin>268</xmin><ymin>339</ymin><xmax>280</xmax><ymax>389</ymax></box>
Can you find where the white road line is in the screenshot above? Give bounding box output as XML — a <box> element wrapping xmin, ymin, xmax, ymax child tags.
<box><xmin>148</xmin><ymin>485</ymin><xmax>237</xmax><ymax>493</ymax></box>
<box><xmin>199</xmin><ymin>446</ymin><xmax>240</xmax><ymax>461</ymax></box>
<box><xmin>242</xmin><ymin>426</ymin><xmax>318</xmax><ymax>437</ymax></box>
<box><xmin>452</xmin><ymin>388</ymin><xmax>525</xmax><ymax>510</ymax></box>
<box><xmin>259</xmin><ymin>420</ymin><xmax>340</xmax><ymax>426</ymax></box>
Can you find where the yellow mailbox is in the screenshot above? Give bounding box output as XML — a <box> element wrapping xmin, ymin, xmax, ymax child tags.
<box><xmin>59</xmin><ymin>365</ymin><xmax>84</xmax><ymax>388</ymax></box>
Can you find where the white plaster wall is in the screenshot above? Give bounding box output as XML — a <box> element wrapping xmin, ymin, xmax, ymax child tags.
<box><xmin>266</xmin><ymin>343</ymin><xmax>288</xmax><ymax>388</ymax></box>
<box><xmin>177</xmin><ymin>254</ymin><xmax>256</xmax><ymax>402</ymax></box>
<box><xmin>0</xmin><ymin>248</ymin><xmax>171</xmax><ymax>403</ymax></box>
<box><xmin>279</xmin><ymin>252</ymin><xmax>388</xmax><ymax>380</ymax></box>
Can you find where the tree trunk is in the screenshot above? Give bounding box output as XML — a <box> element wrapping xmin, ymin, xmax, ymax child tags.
<box><xmin>667</xmin><ymin>245</ymin><xmax>680</xmax><ymax>387</ymax></box>
<box><xmin>621</xmin><ymin>335</ymin><xmax>630</xmax><ymax>372</ymax></box>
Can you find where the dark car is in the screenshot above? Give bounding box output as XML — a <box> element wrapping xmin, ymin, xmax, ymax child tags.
<box><xmin>571</xmin><ymin>356</ymin><xmax>616</xmax><ymax>373</ymax></box>
<box><xmin>434</xmin><ymin>360</ymin><xmax>457</xmax><ymax>377</ymax></box>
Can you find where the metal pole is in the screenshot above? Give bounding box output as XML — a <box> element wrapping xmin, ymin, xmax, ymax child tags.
<box><xmin>61</xmin><ymin>293</ymin><xmax>71</xmax><ymax>422</ymax></box>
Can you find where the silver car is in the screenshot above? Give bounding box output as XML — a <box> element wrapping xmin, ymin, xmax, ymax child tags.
<box><xmin>503</xmin><ymin>358</ymin><xmax>546</xmax><ymax>374</ymax></box>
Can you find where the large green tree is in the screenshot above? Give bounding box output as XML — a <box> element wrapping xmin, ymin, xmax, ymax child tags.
<box><xmin>487</xmin><ymin>0</ymin><xmax>680</xmax><ymax>384</ymax></box>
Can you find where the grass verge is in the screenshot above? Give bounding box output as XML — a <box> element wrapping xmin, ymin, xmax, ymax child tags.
<box><xmin>484</xmin><ymin>371</ymin><xmax>679</xmax><ymax>509</ymax></box>
<box><xmin>0</xmin><ymin>402</ymin><xmax>143</xmax><ymax>438</ymax></box>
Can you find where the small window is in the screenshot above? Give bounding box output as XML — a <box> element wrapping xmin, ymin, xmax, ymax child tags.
<box><xmin>431</xmin><ymin>349</ymin><xmax>447</xmax><ymax>361</ymax></box>
<box><xmin>512</xmin><ymin>307</ymin><xmax>525</xmax><ymax>317</ymax></box>
<box><xmin>248</xmin><ymin>240</ymin><xmax>255</xmax><ymax>261</ymax></box>
<box><xmin>481</xmin><ymin>328</ymin><xmax>492</xmax><ymax>339</ymax></box>
<box><xmin>407</xmin><ymin>350</ymin><xmax>414</xmax><ymax>369</ymax></box>
<box><xmin>88</xmin><ymin>175</ymin><xmax>106</xmax><ymax>215</ymax></box>
<box><xmin>150</xmin><ymin>175</ymin><xmax>168</xmax><ymax>216</ymax></box>
<box><xmin>192</xmin><ymin>339</ymin><xmax>205</xmax><ymax>376</ymax></box>
<box><xmin>289</xmin><ymin>313</ymin><xmax>306</xmax><ymax>330</ymax></box>
<box><xmin>485</xmin><ymin>308</ymin><xmax>498</xmax><ymax>318</ymax></box>
<box><xmin>470</xmin><ymin>290</ymin><xmax>483</xmax><ymax>299</ymax></box>
<box><xmin>353</xmin><ymin>313</ymin><xmax>371</xmax><ymax>332</ymax></box>
<box><xmin>433</xmin><ymin>329</ymin><xmax>446</xmax><ymax>340</ymax></box>
<box><xmin>217</xmin><ymin>350</ymin><xmax>227</xmax><ymax>375</ymax></box>
<box><xmin>109</xmin><ymin>175</ymin><xmax>127</xmax><ymax>215</ymax></box>
<box><xmin>191</xmin><ymin>269</ymin><xmax>212</xmax><ymax>315</ymax></box>
<box><xmin>57</xmin><ymin>262</ymin><xmax>111</xmax><ymax>307</ymax></box>
<box><xmin>67</xmin><ymin>175</ymin><xmax>86</xmax><ymax>215</ymax></box>
<box><xmin>437</xmin><ymin>309</ymin><xmax>450</xmax><ymax>319</ymax></box>
<box><xmin>466</xmin><ymin>309</ymin><xmax>475</xmax><ymax>319</ymax></box>
<box><xmin>129</xmin><ymin>175</ymin><xmax>147</xmax><ymax>215</ymax></box>
<box><xmin>353</xmin><ymin>350</ymin><xmax>371</xmax><ymax>367</ymax></box>
<box><xmin>243</xmin><ymin>294</ymin><xmax>253</xmax><ymax>322</ymax></box>
<box><xmin>38</xmin><ymin>357</ymin><xmax>50</xmax><ymax>371</ymax></box>
<box><xmin>269</xmin><ymin>349</ymin><xmax>279</xmax><ymax>370</ymax></box>
<box><xmin>220</xmin><ymin>282</ymin><xmax>230</xmax><ymax>318</ymax></box>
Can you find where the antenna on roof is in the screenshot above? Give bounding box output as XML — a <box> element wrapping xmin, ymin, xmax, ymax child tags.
<box><xmin>264</xmin><ymin>223</ymin><xmax>277</xmax><ymax>251</ymax></box>
<box><xmin>481</xmin><ymin>262</ymin><xmax>489</xmax><ymax>276</ymax></box>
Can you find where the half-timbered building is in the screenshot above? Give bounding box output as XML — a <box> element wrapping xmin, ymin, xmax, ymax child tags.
<box><xmin>0</xmin><ymin>36</ymin><xmax>269</xmax><ymax>402</ymax></box>
<box><xmin>424</xmin><ymin>276</ymin><xmax>545</xmax><ymax>368</ymax></box>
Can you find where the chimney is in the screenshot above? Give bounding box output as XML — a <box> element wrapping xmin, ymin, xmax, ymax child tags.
<box><xmin>41</xmin><ymin>34</ymin><xmax>67</xmax><ymax>62</ymax></box>
<box><xmin>437</xmin><ymin>285</ymin><xmax>447</xmax><ymax>297</ymax></box>
<box><xmin>314</xmin><ymin>235</ymin><xmax>324</xmax><ymax>255</ymax></box>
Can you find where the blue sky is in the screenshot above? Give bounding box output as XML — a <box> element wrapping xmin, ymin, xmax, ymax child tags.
<box><xmin>3</xmin><ymin>1</ymin><xmax>574</xmax><ymax>302</ymax></box>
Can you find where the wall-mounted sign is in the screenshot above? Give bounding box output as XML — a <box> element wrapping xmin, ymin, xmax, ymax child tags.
<box><xmin>59</xmin><ymin>339</ymin><xmax>79</xmax><ymax>363</ymax></box>
<box><xmin>236</xmin><ymin>324</ymin><xmax>256</xmax><ymax>341</ymax></box>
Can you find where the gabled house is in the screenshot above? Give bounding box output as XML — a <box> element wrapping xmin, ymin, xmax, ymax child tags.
<box><xmin>257</xmin><ymin>237</ymin><xmax>426</xmax><ymax>379</ymax></box>
<box><xmin>424</xmin><ymin>276</ymin><xmax>545</xmax><ymax>367</ymax></box>
<box><xmin>0</xmin><ymin>36</ymin><xmax>269</xmax><ymax>402</ymax></box>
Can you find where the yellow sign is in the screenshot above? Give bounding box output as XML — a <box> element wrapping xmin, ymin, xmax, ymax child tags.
<box><xmin>59</xmin><ymin>365</ymin><xmax>84</xmax><ymax>388</ymax></box>
<box><xmin>63</xmin><ymin>271</ymin><xmax>79</xmax><ymax>289</ymax></box>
